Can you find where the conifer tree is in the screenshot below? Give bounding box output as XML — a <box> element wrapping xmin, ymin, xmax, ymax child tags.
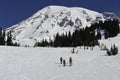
<box><xmin>7</xmin><ymin>31</ymin><xmax>13</xmax><ymax>46</ymax></box>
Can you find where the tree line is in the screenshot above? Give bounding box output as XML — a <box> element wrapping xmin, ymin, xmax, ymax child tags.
<box><xmin>36</xmin><ymin>19</ymin><xmax>120</xmax><ymax>47</ymax></box>
<box><xmin>0</xmin><ymin>28</ymin><xmax>19</xmax><ymax>46</ymax></box>
<box><xmin>0</xmin><ymin>19</ymin><xmax>119</xmax><ymax>47</ymax></box>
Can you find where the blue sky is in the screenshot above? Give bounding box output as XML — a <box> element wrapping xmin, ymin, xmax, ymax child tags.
<box><xmin>0</xmin><ymin>0</ymin><xmax>119</xmax><ymax>28</ymax></box>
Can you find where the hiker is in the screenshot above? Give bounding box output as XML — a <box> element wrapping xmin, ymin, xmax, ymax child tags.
<box><xmin>60</xmin><ymin>57</ymin><xmax>63</xmax><ymax>64</ymax></box>
<box><xmin>69</xmin><ymin>57</ymin><xmax>72</xmax><ymax>66</ymax></box>
<box><xmin>71</xmin><ymin>48</ymin><xmax>75</xmax><ymax>53</ymax></box>
<box><xmin>63</xmin><ymin>59</ymin><xmax>66</xmax><ymax>66</ymax></box>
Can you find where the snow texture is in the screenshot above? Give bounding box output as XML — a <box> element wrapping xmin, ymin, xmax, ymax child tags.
<box><xmin>1</xmin><ymin>33</ymin><xmax>120</xmax><ymax>80</ymax></box>
<box><xmin>0</xmin><ymin>43</ymin><xmax>120</xmax><ymax>80</ymax></box>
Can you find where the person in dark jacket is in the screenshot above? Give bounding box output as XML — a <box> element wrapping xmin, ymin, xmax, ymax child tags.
<box><xmin>60</xmin><ymin>57</ymin><xmax>63</xmax><ymax>64</ymax></box>
<box><xmin>69</xmin><ymin>57</ymin><xmax>72</xmax><ymax>66</ymax></box>
<box><xmin>63</xmin><ymin>59</ymin><xmax>66</xmax><ymax>66</ymax></box>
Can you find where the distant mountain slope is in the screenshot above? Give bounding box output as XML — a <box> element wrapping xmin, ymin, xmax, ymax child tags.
<box><xmin>102</xmin><ymin>12</ymin><xmax>120</xmax><ymax>21</ymax></box>
<box><xmin>6</xmin><ymin>6</ymin><xmax>119</xmax><ymax>46</ymax></box>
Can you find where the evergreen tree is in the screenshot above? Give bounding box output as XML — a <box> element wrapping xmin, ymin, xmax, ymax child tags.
<box><xmin>2</xmin><ymin>30</ymin><xmax>6</xmax><ymax>45</ymax></box>
<box><xmin>68</xmin><ymin>31</ymin><xmax>72</xmax><ymax>46</ymax></box>
<box><xmin>0</xmin><ymin>29</ymin><xmax>5</xmax><ymax>45</ymax></box>
<box><xmin>96</xmin><ymin>32</ymin><xmax>101</xmax><ymax>40</ymax></box>
<box><xmin>7</xmin><ymin>31</ymin><xmax>13</xmax><ymax>46</ymax></box>
<box><xmin>104</xmin><ymin>30</ymin><xmax>108</xmax><ymax>39</ymax></box>
<box><xmin>54</xmin><ymin>33</ymin><xmax>60</xmax><ymax>47</ymax></box>
<box><xmin>111</xmin><ymin>44</ymin><xmax>118</xmax><ymax>55</ymax></box>
<box><xmin>106</xmin><ymin>44</ymin><xmax>118</xmax><ymax>56</ymax></box>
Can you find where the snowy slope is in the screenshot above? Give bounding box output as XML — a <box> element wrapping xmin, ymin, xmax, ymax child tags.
<box><xmin>103</xmin><ymin>12</ymin><xmax>120</xmax><ymax>21</ymax></box>
<box><xmin>99</xmin><ymin>34</ymin><xmax>120</xmax><ymax>49</ymax></box>
<box><xmin>0</xmin><ymin>45</ymin><xmax>120</xmax><ymax>80</ymax></box>
<box><xmin>6</xmin><ymin>6</ymin><xmax>119</xmax><ymax>46</ymax></box>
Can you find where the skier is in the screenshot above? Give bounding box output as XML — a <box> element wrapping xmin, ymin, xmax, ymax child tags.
<box><xmin>63</xmin><ymin>59</ymin><xmax>66</xmax><ymax>67</ymax></box>
<box><xmin>69</xmin><ymin>57</ymin><xmax>72</xmax><ymax>66</ymax></box>
<box><xmin>60</xmin><ymin>57</ymin><xmax>63</xmax><ymax>64</ymax></box>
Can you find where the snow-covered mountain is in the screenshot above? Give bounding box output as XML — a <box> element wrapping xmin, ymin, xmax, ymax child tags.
<box><xmin>6</xmin><ymin>6</ymin><xmax>119</xmax><ymax>46</ymax></box>
<box><xmin>102</xmin><ymin>12</ymin><xmax>120</xmax><ymax>21</ymax></box>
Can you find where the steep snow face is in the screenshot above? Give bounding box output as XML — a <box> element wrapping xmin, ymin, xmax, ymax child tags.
<box><xmin>6</xmin><ymin>6</ymin><xmax>106</xmax><ymax>46</ymax></box>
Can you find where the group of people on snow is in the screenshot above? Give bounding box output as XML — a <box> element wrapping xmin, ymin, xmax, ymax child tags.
<box><xmin>60</xmin><ymin>57</ymin><xmax>72</xmax><ymax>66</ymax></box>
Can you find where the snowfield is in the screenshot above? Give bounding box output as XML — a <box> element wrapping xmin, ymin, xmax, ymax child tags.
<box><xmin>100</xmin><ymin>34</ymin><xmax>120</xmax><ymax>49</ymax></box>
<box><xmin>0</xmin><ymin>45</ymin><xmax>120</xmax><ymax>80</ymax></box>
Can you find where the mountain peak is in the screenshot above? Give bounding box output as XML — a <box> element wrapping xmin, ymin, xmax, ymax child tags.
<box><xmin>6</xmin><ymin>6</ymin><xmax>119</xmax><ymax>46</ymax></box>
